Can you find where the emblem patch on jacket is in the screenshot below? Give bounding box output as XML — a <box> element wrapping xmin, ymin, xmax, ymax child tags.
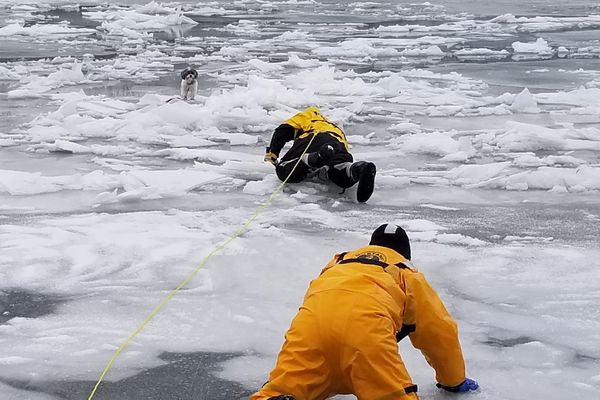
<box><xmin>357</xmin><ymin>252</ymin><xmax>387</xmax><ymax>263</ymax></box>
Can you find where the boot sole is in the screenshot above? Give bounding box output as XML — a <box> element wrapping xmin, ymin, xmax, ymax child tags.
<box><xmin>356</xmin><ymin>162</ymin><xmax>376</xmax><ymax>203</ymax></box>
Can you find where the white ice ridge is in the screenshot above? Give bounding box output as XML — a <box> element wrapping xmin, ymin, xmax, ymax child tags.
<box><xmin>2</xmin><ymin>61</ymin><xmax>598</xmax><ymax>200</ymax></box>
<box><xmin>374</xmin><ymin>14</ymin><xmax>600</xmax><ymax>37</ymax></box>
<box><xmin>0</xmin><ymin>23</ymin><xmax>96</xmax><ymax>37</ymax></box>
<box><xmin>512</xmin><ymin>38</ymin><xmax>553</xmax><ymax>54</ymax></box>
<box><xmin>7</xmin><ymin>62</ymin><xmax>87</xmax><ymax>99</ymax></box>
<box><xmin>490</xmin><ymin>13</ymin><xmax>600</xmax><ymax>32</ymax></box>
<box><xmin>82</xmin><ymin>1</ymin><xmax>197</xmax><ymax>35</ymax></box>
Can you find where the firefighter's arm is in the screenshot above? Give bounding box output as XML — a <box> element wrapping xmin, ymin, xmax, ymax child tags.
<box><xmin>266</xmin><ymin>107</ymin><xmax>321</xmax><ymax>163</ymax></box>
<box><xmin>406</xmin><ymin>273</ymin><xmax>467</xmax><ymax>388</ymax></box>
<box><xmin>265</xmin><ymin>123</ymin><xmax>295</xmax><ymax>164</ymax></box>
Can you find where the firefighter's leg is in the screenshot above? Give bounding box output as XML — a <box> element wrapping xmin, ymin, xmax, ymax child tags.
<box><xmin>250</xmin><ymin>306</ymin><xmax>331</xmax><ymax>400</ymax></box>
<box><xmin>275</xmin><ymin>158</ymin><xmax>310</xmax><ymax>183</ymax></box>
<box><xmin>342</xmin><ymin>314</ymin><xmax>418</xmax><ymax>400</ymax></box>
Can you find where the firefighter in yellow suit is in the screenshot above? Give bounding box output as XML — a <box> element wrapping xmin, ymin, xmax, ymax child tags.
<box><xmin>264</xmin><ymin>106</ymin><xmax>376</xmax><ymax>203</ymax></box>
<box><xmin>251</xmin><ymin>224</ymin><xmax>478</xmax><ymax>400</ymax></box>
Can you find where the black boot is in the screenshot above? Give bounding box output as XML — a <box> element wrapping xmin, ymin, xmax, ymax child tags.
<box><xmin>304</xmin><ymin>144</ymin><xmax>336</xmax><ymax>168</ymax></box>
<box><xmin>351</xmin><ymin>161</ymin><xmax>376</xmax><ymax>202</ymax></box>
<box><xmin>268</xmin><ymin>396</ymin><xmax>296</xmax><ymax>400</ymax></box>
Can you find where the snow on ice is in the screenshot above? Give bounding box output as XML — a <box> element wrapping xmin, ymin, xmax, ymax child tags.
<box><xmin>0</xmin><ymin>1</ymin><xmax>599</xmax><ymax>400</ymax></box>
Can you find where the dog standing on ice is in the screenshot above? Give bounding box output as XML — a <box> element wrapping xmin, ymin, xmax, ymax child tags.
<box><xmin>180</xmin><ymin>67</ymin><xmax>198</xmax><ymax>101</ymax></box>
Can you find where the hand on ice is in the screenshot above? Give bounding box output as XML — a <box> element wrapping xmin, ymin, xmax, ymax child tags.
<box><xmin>437</xmin><ymin>378</ymin><xmax>479</xmax><ymax>393</ymax></box>
<box><xmin>264</xmin><ymin>150</ymin><xmax>278</xmax><ymax>166</ymax></box>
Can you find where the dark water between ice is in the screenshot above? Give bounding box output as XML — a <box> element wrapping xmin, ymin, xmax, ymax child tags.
<box><xmin>2</xmin><ymin>352</ymin><xmax>252</xmax><ymax>400</ymax></box>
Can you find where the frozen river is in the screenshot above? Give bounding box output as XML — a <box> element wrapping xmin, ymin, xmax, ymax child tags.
<box><xmin>1</xmin><ymin>1</ymin><xmax>599</xmax><ymax>399</ymax></box>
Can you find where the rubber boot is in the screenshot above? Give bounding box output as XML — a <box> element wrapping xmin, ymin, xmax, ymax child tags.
<box><xmin>350</xmin><ymin>161</ymin><xmax>376</xmax><ymax>202</ymax></box>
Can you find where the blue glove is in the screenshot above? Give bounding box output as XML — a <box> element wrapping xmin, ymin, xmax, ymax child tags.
<box><xmin>437</xmin><ymin>378</ymin><xmax>479</xmax><ymax>393</ymax></box>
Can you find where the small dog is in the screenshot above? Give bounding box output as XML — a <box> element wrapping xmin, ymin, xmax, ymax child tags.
<box><xmin>180</xmin><ymin>67</ymin><xmax>198</xmax><ymax>101</ymax></box>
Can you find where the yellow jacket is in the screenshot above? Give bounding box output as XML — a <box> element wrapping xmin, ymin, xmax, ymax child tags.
<box><xmin>251</xmin><ymin>245</ymin><xmax>467</xmax><ymax>400</ymax></box>
<box><xmin>283</xmin><ymin>106</ymin><xmax>349</xmax><ymax>151</ymax></box>
<box><xmin>313</xmin><ymin>245</ymin><xmax>467</xmax><ymax>387</ymax></box>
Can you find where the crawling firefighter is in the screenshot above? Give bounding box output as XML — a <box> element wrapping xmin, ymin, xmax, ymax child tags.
<box><xmin>251</xmin><ymin>224</ymin><xmax>478</xmax><ymax>400</ymax></box>
<box><xmin>264</xmin><ymin>106</ymin><xmax>376</xmax><ymax>203</ymax></box>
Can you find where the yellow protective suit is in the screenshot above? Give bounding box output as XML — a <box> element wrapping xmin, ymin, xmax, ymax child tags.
<box><xmin>251</xmin><ymin>245</ymin><xmax>466</xmax><ymax>400</ymax></box>
<box><xmin>283</xmin><ymin>106</ymin><xmax>349</xmax><ymax>151</ymax></box>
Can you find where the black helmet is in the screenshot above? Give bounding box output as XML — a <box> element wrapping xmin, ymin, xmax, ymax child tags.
<box><xmin>369</xmin><ymin>224</ymin><xmax>411</xmax><ymax>260</ymax></box>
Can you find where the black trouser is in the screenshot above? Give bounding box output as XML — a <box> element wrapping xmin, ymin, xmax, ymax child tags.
<box><xmin>275</xmin><ymin>133</ymin><xmax>355</xmax><ymax>188</ymax></box>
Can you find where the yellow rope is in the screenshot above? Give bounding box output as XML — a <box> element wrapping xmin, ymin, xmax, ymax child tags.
<box><xmin>87</xmin><ymin>134</ymin><xmax>316</xmax><ymax>400</ymax></box>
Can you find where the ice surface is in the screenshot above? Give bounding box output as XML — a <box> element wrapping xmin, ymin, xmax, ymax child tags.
<box><xmin>1</xmin><ymin>0</ymin><xmax>600</xmax><ymax>399</ymax></box>
<box><xmin>512</xmin><ymin>38</ymin><xmax>553</xmax><ymax>54</ymax></box>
